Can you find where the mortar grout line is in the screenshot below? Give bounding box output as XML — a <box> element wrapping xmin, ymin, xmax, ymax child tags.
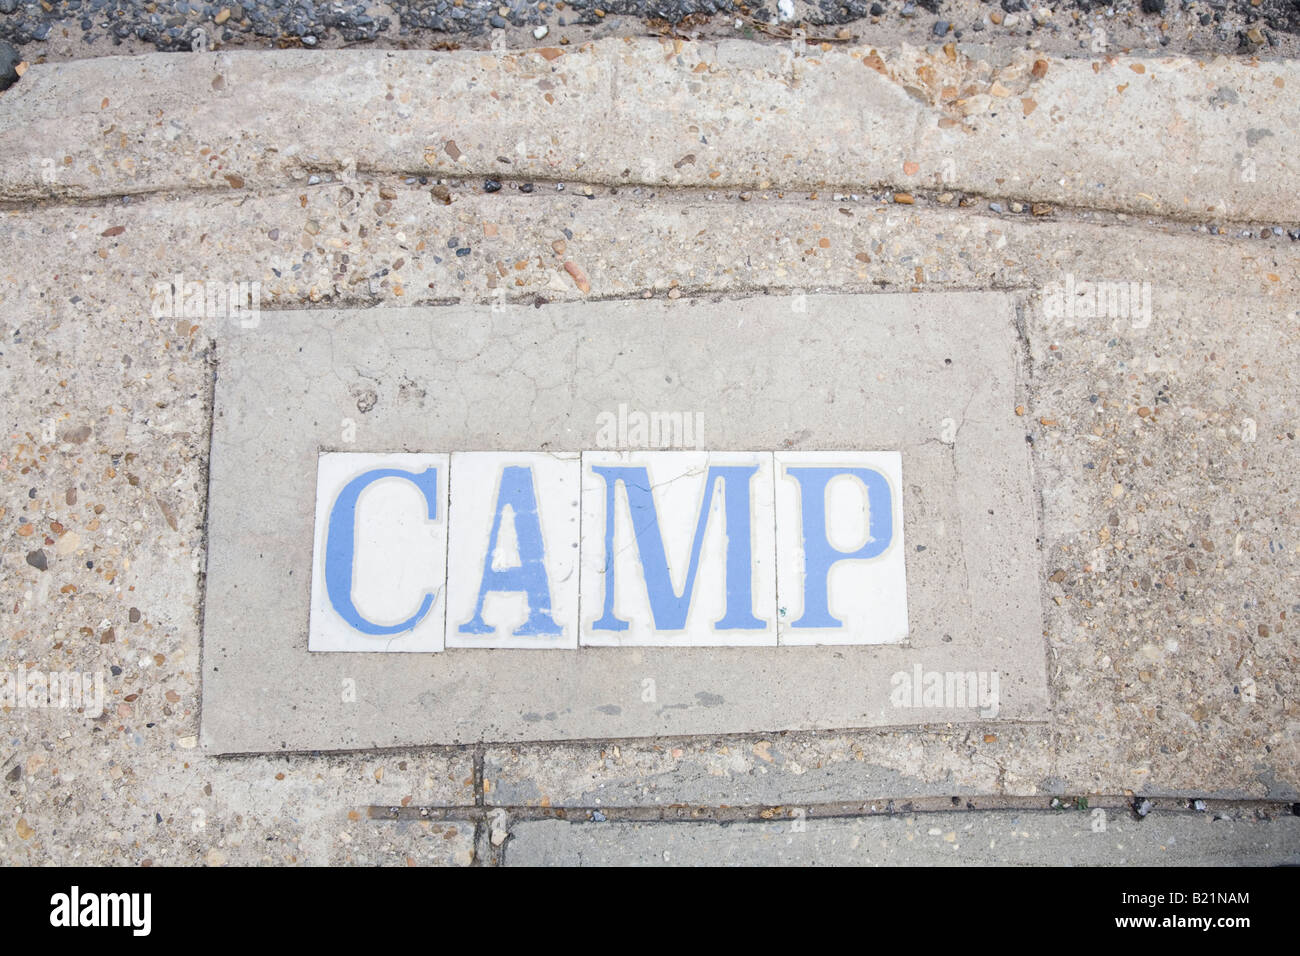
<box><xmin>469</xmin><ymin>745</ymin><xmax>492</xmax><ymax>865</ymax></box>
<box><xmin>206</xmin><ymin>717</ymin><xmax>1055</xmax><ymax>761</ymax></box>
<box><xmin>186</xmin><ymin>273</ymin><xmax>1299</xmax><ymax>318</ymax></box>
<box><xmin>4</xmin><ymin>176</ymin><xmax>1298</xmax><ymax>236</ymax></box>
<box><xmin>366</xmin><ymin>795</ymin><xmax>1300</xmax><ymax>825</ymax></box>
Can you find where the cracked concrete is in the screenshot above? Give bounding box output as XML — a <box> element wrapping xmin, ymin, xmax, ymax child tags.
<box><xmin>2</xmin><ymin>42</ymin><xmax>1297</xmax><ymax>221</ymax></box>
<box><xmin>200</xmin><ymin>294</ymin><xmax>1045</xmax><ymax>751</ymax></box>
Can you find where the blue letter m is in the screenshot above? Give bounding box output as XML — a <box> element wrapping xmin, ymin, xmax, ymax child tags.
<box><xmin>591</xmin><ymin>464</ymin><xmax>764</xmax><ymax>632</ymax></box>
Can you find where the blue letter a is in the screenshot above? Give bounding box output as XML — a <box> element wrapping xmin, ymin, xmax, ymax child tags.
<box><xmin>459</xmin><ymin>465</ymin><xmax>562</xmax><ymax>637</ymax></box>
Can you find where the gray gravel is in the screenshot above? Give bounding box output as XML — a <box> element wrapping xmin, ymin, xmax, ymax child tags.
<box><xmin>0</xmin><ymin>0</ymin><xmax>1297</xmax><ymax>55</ymax></box>
<box><xmin>0</xmin><ymin>38</ymin><xmax>18</xmax><ymax>89</ymax></box>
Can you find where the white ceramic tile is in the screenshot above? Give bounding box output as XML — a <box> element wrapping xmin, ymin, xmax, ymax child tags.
<box><xmin>446</xmin><ymin>452</ymin><xmax>581</xmax><ymax>649</ymax></box>
<box><xmin>309</xmin><ymin>453</ymin><xmax>449</xmax><ymax>652</ymax></box>
<box><xmin>774</xmin><ymin>451</ymin><xmax>908</xmax><ymax>645</ymax></box>
<box><xmin>580</xmin><ymin>451</ymin><xmax>777</xmax><ymax>646</ymax></box>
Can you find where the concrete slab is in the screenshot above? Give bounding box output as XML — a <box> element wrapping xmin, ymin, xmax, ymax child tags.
<box><xmin>200</xmin><ymin>292</ymin><xmax>1045</xmax><ymax>753</ymax></box>
<box><xmin>2</xmin><ymin>44</ymin><xmax>1296</xmax><ymax>222</ymax></box>
<box><xmin>5</xmin><ymin>179</ymin><xmax>1296</xmax><ymax>812</ymax></box>
<box><xmin>503</xmin><ymin>810</ymin><xmax>1300</xmax><ymax>866</ymax></box>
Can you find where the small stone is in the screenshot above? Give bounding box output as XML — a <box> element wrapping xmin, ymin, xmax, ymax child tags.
<box><xmin>533</xmin><ymin>25</ymin><xmax>549</xmax><ymax>39</ymax></box>
<box><xmin>26</xmin><ymin>549</ymin><xmax>48</xmax><ymax>571</ymax></box>
<box><xmin>563</xmin><ymin>261</ymin><xmax>591</xmax><ymax>294</ymax></box>
<box><xmin>489</xmin><ymin>808</ymin><xmax>510</xmax><ymax>846</ymax></box>
<box><xmin>900</xmin><ymin>1</ymin><xmax>916</xmax><ymax>17</ymax></box>
<box><xmin>933</xmin><ymin>20</ymin><xmax>949</xmax><ymax>36</ymax></box>
<box><xmin>869</xmin><ymin>2</ymin><xmax>884</xmax><ymax>14</ymax></box>
<box><xmin>989</xmin><ymin>202</ymin><xmax>1004</xmax><ymax>213</ymax></box>
<box><xmin>777</xmin><ymin>0</ymin><xmax>795</xmax><ymax>21</ymax></box>
<box><xmin>483</xmin><ymin>179</ymin><xmax>502</xmax><ymax>193</ymax></box>
<box><xmin>1140</xmin><ymin>0</ymin><xmax>1163</xmax><ymax>12</ymax></box>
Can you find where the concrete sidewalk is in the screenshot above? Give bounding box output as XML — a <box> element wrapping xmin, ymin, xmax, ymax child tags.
<box><xmin>1</xmin><ymin>39</ymin><xmax>1297</xmax><ymax>865</ymax></box>
<box><xmin>499</xmin><ymin>808</ymin><xmax>1300</xmax><ymax>866</ymax></box>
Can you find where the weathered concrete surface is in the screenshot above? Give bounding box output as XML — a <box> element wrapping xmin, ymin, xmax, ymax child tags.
<box><xmin>0</xmin><ymin>743</ymin><xmax>476</xmax><ymax>865</ymax></box>
<box><xmin>2</xmin><ymin>42</ymin><xmax>1298</xmax><ymax>864</ymax></box>
<box><xmin>503</xmin><ymin>809</ymin><xmax>1300</xmax><ymax>865</ymax></box>
<box><xmin>201</xmin><ymin>294</ymin><xmax>1045</xmax><ymax>752</ymax></box>
<box><xmin>1</xmin><ymin>42</ymin><xmax>1296</xmax><ymax>222</ymax></box>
